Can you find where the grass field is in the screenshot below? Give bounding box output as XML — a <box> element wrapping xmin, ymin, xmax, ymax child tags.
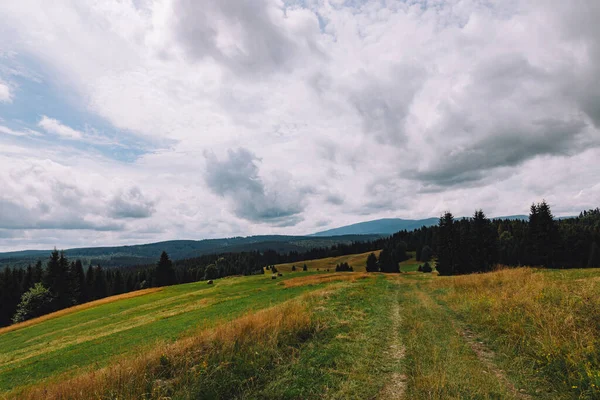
<box><xmin>2</xmin><ymin>260</ymin><xmax>599</xmax><ymax>399</ymax></box>
<box><xmin>273</xmin><ymin>250</ymin><xmax>382</xmax><ymax>272</ymax></box>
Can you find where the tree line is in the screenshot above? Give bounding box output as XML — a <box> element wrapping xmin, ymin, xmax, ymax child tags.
<box><xmin>363</xmin><ymin>202</ymin><xmax>599</xmax><ymax>275</ymax></box>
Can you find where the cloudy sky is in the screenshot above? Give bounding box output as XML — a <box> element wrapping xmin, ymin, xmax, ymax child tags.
<box><xmin>0</xmin><ymin>0</ymin><xmax>599</xmax><ymax>251</ymax></box>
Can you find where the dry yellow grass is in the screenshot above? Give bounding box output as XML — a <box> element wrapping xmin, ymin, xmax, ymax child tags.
<box><xmin>433</xmin><ymin>267</ymin><xmax>600</xmax><ymax>396</ymax></box>
<box><xmin>0</xmin><ymin>288</ymin><xmax>162</xmax><ymax>335</ymax></box>
<box><xmin>274</xmin><ymin>250</ymin><xmax>382</xmax><ymax>272</ymax></box>
<box><xmin>282</xmin><ymin>272</ymin><xmax>372</xmax><ymax>288</ymax></box>
<box><xmin>9</xmin><ymin>293</ymin><xmax>323</xmax><ymax>400</ymax></box>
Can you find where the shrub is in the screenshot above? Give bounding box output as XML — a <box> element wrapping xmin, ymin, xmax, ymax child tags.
<box><xmin>12</xmin><ymin>283</ymin><xmax>54</xmax><ymax>324</ymax></box>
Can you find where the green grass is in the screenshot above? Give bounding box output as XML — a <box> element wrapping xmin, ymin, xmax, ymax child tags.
<box><xmin>274</xmin><ymin>250</ymin><xmax>382</xmax><ymax>272</ymax></box>
<box><xmin>248</xmin><ymin>275</ymin><xmax>399</xmax><ymax>399</ymax></box>
<box><xmin>4</xmin><ymin>266</ymin><xmax>600</xmax><ymax>399</ymax></box>
<box><xmin>0</xmin><ymin>273</ymin><xmax>328</xmax><ymax>392</ymax></box>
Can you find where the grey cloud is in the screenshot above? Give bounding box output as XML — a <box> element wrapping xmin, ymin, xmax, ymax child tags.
<box><xmin>204</xmin><ymin>148</ymin><xmax>306</xmax><ymax>226</ymax></box>
<box><xmin>109</xmin><ymin>187</ymin><xmax>155</xmax><ymax>219</ymax></box>
<box><xmin>171</xmin><ymin>0</ymin><xmax>318</xmax><ymax>76</ymax></box>
<box><xmin>412</xmin><ymin>119</ymin><xmax>590</xmax><ymax>187</ymax></box>
<box><xmin>326</xmin><ymin>194</ymin><xmax>344</xmax><ymax>205</ymax></box>
<box><xmin>349</xmin><ymin>65</ymin><xmax>425</xmax><ymax>145</ymax></box>
<box><xmin>0</xmin><ymin>198</ymin><xmax>124</xmax><ymax>231</ymax></box>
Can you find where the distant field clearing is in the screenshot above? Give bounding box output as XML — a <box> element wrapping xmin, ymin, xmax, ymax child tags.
<box><xmin>274</xmin><ymin>250</ymin><xmax>382</xmax><ymax>272</ymax></box>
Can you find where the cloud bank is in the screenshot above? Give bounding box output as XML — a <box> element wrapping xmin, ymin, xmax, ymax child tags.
<box><xmin>0</xmin><ymin>0</ymin><xmax>599</xmax><ymax>250</ymax></box>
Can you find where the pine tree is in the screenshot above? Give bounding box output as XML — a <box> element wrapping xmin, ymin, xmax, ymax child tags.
<box><xmin>93</xmin><ymin>265</ymin><xmax>107</xmax><ymax>299</ymax></box>
<box><xmin>71</xmin><ymin>260</ymin><xmax>86</xmax><ymax>304</ymax></box>
<box><xmin>587</xmin><ymin>242</ymin><xmax>599</xmax><ymax>268</ymax></box>
<box><xmin>43</xmin><ymin>249</ymin><xmax>71</xmax><ymax>309</ymax></box>
<box><xmin>366</xmin><ymin>252</ymin><xmax>378</xmax><ymax>272</ymax></box>
<box><xmin>155</xmin><ymin>251</ymin><xmax>175</xmax><ymax>287</ymax></box>
<box><xmin>85</xmin><ymin>265</ymin><xmax>95</xmax><ymax>301</ymax></box>
<box><xmin>420</xmin><ymin>245</ymin><xmax>433</xmax><ymax>263</ymax></box>
<box><xmin>437</xmin><ymin>212</ymin><xmax>457</xmax><ymax>275</ymax></box>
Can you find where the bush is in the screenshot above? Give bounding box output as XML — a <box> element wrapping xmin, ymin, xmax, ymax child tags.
<box><xmin>204</xmin><ymin>264</ymin><xmax>219</xmax><ymax>280</ymax></box>
<box><xmin>12</xmin><ymin>283</ymin><xmax>54</xmax><ymax>324</ymax></box>
<box><xmin>422</xmin><ymin>262</ymin><xmax>433</xmax><ymax>273</ymax></box>
<box><xmin>291</xmin><ymin>265</ymin><xmax>296</xmax><ymax>271</ymax></box>
<box><xmin>335</xmin><ymin>262</ymin><xmax>353</xmax><ymax>272</ymax></box>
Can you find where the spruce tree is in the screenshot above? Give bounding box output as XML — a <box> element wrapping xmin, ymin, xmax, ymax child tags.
<box><xmin>366</xmin><ymin>252</ymin><xmax>378</xmax><ymax>272</ymax></box>
<box><xmin>437</xmin><ymin>212</ymin><xmax>457</xmax><ymax>275</ymax></box>
<box><xmin>155</xmin><ymin>251</ymin><xmax>175</xmax><ymax>286</ymax></box>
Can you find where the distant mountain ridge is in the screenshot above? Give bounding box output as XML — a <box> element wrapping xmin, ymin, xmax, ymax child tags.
<box><xmin>312</xmin><ymin>215</ymin><xmax>530</xmax><ymax>237</ymax></box>
<box><xmin>0</xmin><ymin>234</ymin><xmax>383</xmax><ymax>270</ymax></box>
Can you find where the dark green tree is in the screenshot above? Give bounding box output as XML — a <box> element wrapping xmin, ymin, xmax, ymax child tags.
<box><xmin>366</xmin><ymin>252</ymin><xmax>378</xmax><ymax>272</ymax></box>
<box><xmin>155</xmin><ymin>251</ymin><xmax>175</xmax><ymax>286</ymax></box>
<box><xmin>204</xmin><ymin>264</ymin><xmax>219</xmax><ymax>280</ymax></box>
<box><xmin>12</xmin><ymin>283</ymin><xmax>54</xmax><ymax>324</ymax></box>
<box><xmin>436</xmin><ymin>212</ymin><xmax>457</xmax><ymax>276</ymax></box>
<box><xmin>420</xmin><ymin>245</ymin><xmax>433</xmax><ymax>263</ymax></box>
<box><xmin>588</xmin><ymin>242</ymin><xmax>599</xmax><ymax>268</ymax></box>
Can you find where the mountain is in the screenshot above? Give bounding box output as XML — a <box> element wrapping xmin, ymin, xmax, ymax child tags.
<box><xmin>312</xmin><ymin>215</ymin><xmax>533</xmax><ymax>237</ymax></box>
<box><xmin>0</xmin><ymin>234</ymin><xmax>383</xmax><ymax>270</ymax></box>
<box><xmin>311</xmin><ymin>218</ymin><xmax>440</xmax><ymax>237</ymax></box>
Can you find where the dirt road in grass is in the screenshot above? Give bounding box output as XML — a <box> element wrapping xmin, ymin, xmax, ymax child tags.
<box><xmin>385</xmin><ymin>275</ymin><xmax>535</xmax><ymax>399</ymax></box>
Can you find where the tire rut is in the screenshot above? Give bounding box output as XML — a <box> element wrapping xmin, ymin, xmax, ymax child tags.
<box><xmin>378</xmin><ymin>294</ymin><xmax>406</xmax><ymax>399</ymax></box>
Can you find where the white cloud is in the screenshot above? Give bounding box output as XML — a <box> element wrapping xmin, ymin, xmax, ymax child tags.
<box><xmin>0</xmin><ymin>0</ymin><xmax>599</xmax><ymax>250</ymax></box>
<box><xmin>0</xmin><ymin>79</ymin><xmax>12</xmax><ymax>102</ymax></box>
<box><xmin>0</xmin><ymin>125</ymin><xmax>41</xmax><ymax>137</ymax></box>
<box><xmin>38</xmin><ymin>116</ymin><xmax>83</xmax><ymax>140</ymax></box>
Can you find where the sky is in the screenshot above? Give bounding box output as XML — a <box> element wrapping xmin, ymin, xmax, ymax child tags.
<box><xmin>0</xmin><ymin>0</ymin><xmax>599</xmax><ymax>251</ymax></box>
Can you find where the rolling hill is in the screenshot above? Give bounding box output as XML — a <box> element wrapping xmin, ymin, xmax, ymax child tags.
<box><xmin>311</xmin><ymin>215</ymin><xmax>531</xmax><ymax>237</ymax></box>
<box><xmin>0</xmin><ymin>234</ymin><xmax>383</xmax><ymax>270</ymax></box>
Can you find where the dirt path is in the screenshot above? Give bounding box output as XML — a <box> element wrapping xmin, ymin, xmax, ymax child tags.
<box><xmin>457</xmin><ymin>327</ymin><xmax>531</xmax><ymax>400</ymax></box>
<box><xmin>378</xmin><ymin>295</ymin><xmax>406</xmax><ymax>399</ymax></box>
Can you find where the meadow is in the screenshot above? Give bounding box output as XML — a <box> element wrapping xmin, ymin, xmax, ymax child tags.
<box><xmin>1</xmin><ymin>253</ymin><xmax>599</xmax><ymax>399</ymax></box>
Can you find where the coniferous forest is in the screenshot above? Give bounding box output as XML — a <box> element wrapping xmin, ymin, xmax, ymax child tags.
<box><xmin>1</xmin><ymin>202</ymin><xmax>599</xmax><ymax>328</ymax></box>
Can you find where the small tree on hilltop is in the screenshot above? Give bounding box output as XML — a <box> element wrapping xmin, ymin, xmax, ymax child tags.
<box><xmin>303</xmin><ymin>264</ymin><xmax>308</xmax><ymax>271</ymax></box>
<box><xmin>291</xmin><ymin>265</ymin><xmax>296</xmax><ymax>271</ymax></box>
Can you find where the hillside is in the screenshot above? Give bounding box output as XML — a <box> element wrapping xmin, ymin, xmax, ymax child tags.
<box><xmin>2</xmin><ymin>262</ymin><xmax>599</xmax><ymax>399</ymax></box>
<box><xmin>311</xmin><ymin>218</ymin><xmax>440</xmax><ymax>236</ymax></box>
<box><xmin>0</xmin><ymin>234</ymin><xmax>382</xmax><ymax>270</ymax></box>
<box><xmin>311</xmin><ymin>215</ymin><xmax>530</xmax><ymax>237</ymax></box>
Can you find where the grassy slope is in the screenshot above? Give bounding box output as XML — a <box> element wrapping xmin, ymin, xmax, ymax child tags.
<box><xmin>3</xmin><ymin>265</ymin><xmax>600</xmax><ymax>399</ymax></box>
<box><xmin>273</xmin><ymin>250</ymin><xmax>382</xmax><ymax>272</ymax></box>
<box><xmin>0</xmin><ymin>274</ymin><xmax>326</xmax><ymax>392</ymax></box>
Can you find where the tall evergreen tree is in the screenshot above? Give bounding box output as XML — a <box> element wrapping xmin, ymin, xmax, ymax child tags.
<box><xmin>420</xmin><ymin>245</ymin><xmax>433</xmax><ymax>263</ymax></box>
<box><xmin>156</xmin><ymin>251</ymin><xmax>175</xmax><ymax>286</ymax></box>
<box><xmin>85</xmin><ymin>265</ymin><xmax>95</xmax><ymax>301</ymax></box>
<box><xmin>437</xmin><ymin>212</ymin><xmax>457</xmax><ymax>276</ymax></box>
<box><xmin>366</xmin><ymin>252</ymin><xmax>379</xmax><ymax>272</ymax></box>
<box><xmin>71</xmin><ymin>260</ymin><xmax>86</xmax><ymax>304</ymax></box>
<box><xmin>468</xmin><ymin>210</ymin><xmax>496</xmax><ymax>272</ymax></box>
<box><xmin>93</xmin><ymin>265</ymin><xmax>107</xmax><ymax>300</ymax></box>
